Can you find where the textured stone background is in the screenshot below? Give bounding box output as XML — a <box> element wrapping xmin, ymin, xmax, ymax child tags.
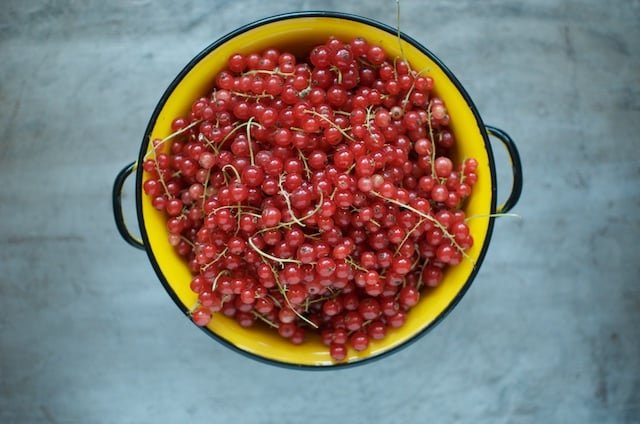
<box><xmin>1</xmin><ymin>1</ymin><xmax>639</xmax><ymax>422</ymax></box>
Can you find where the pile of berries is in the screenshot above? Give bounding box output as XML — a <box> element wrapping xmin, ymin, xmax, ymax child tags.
<box><xmin>142</xmin><ymin>36</ymin><xmax>478</xmax><ymax>361</ymax></box>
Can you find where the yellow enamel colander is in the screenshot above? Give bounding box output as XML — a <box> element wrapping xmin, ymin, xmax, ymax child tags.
<box><xmin>113</xmin><ymin>12</ymin><xmax>522</xmax><ymax>368</ymax></box>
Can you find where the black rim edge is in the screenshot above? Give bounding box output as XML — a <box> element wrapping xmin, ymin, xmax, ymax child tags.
<box><xmin>135</xmin><ymin>11</ymin><xmax>498</xmax><ymax>370</ymax></box>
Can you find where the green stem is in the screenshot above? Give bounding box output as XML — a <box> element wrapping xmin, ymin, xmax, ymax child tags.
<box><xmin>201</xmin><ymin>247</ymin><xmax>228</xmax><ymax>271</ymax></box>
<box><xmin>465</xmin><ymin>212</ymin><xmax>521</xmax><ymax>222</ymax></box>
<box><xmin>370</xmin><ymin>191</ymin><xmax>471</xmax><ymax>261</ymax></box>
<box><xmin>264</xmin><ymin>260</ymin><xmax>318</xmax><ymax>329</ymax></box>
<box><xmin>278</xmin><ymin>174</ymin><xmax>307</xmax><ymax>228</ymax></box>
<box><xmin>304</xmin><ymin>109</ymin><xmax>356</xmax><ymax>142</ymax></box>
<box><xmin>416</xmin><ymin>258</ymin><xmax>430</xmax><ymax>291</ymax></box>
<box><xmin>396</xmin><ymin>0</ymin><xmax>407</xmax><ymax>64</ymax></box>
<box><xmin>246</xmin><ymin>117</ymin><xmax>255</xmax><ymax>166</ymax></box>
<box><xmin>221</xmin><ymin>164</ymin><xmax>241</xmax><ymax>181</ymax></box>
<box><xmin>211</xmin><ymin>270</ymin><xmax>230</xmax><ymax>292</ymax></box>
<box><xmin>394</xmin><ymin>218</ymin><xmax>425</xmax><ymax>255</ymax></box>
<box><xmin>252</xmin><ymin>311</ymin><xmax>279</xmax><ymax>328</ymax></box>
<box><xmin>426</xmin><ymin>101</ymin><xmax>437</xmax><ymax>179</ymax></box>
<box><xmin>248</xmin><ymin>237</ymin><xmax>302</xmax><ymax>265</ymax></box>
<box><xmin>143</xmin><ymin>119</ymin><xmax>202</xmax><ymax>161</ymax></box>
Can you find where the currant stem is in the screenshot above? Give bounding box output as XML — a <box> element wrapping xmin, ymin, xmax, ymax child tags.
<box><xmin>300</xmin><ymin>190</ymin><xmax>324</xmax><ymax>221</ymax></box>
<box><xmin>211</xmin><ymin>269</ymin><xmax>230</xmax><ymax>292</ymax></box>
<box><xmin>298</xmin><ymin>67</ymin><xmax>314</xmax><ymax>99</ymax></box>
<box><xmin>464</xmin><ymin>212</ymin><xmax>521</xmax><ymax>222</ymax></box>
<box><xmin>199</xmin><ymin>134</ymin><xmax>220</xmax><ymax>155</ymax></box>
<box><xmin>219</xmin><ymin>120</ymin><xmax>255</xmax><ymax>146</ymax></box>
<box><xmin>201</xmin><ymin>168</ymin><xmax>211</xmax><ymax>211</ymax></box>
<box><xmin>357</xmin><ymin>57</ymin><xmax>377</xmax><ymax>68</ymax></box>
<box><xmin>401</xmin><ymin>80</ymin><xmax>416</xmax><ymax>112</ymax></box>
<box><xmin>303</xmin><ymin>299</ymin><xmax>314</xmax><ymax>317</ymax></box>
<box><xmin>144</xmin><ymin>119</ymin><xmax>202</xmax><ymax>161</ymax></box>
<box><xmin>231</xmin><ymin>91</ymin><xmax>274</xmax><ymax>100</ymax></box>
<box><xmin>410</xmin><ymin>252</ymin><xmax>421</xmax><ymax>271</ymax></box>
<box><xmin>180</xmin><ymin>236</ymin><xmax>195</xmax><ymax>248</ymax></box>
<box><xmin>242</xmin><ymin>211</ymin><xmax>263</xmax><ymax>219</ymax></box>
<box><xmin>303</xmin><ymin>109</ymin><xmax>356</xmax><ymax>142</ymax></box>
<box><xmin>306</xmin><ymin>291</ymin><xmax>340</xmax><ymax>305</ymax></box>
<box><xmin>394</xmin><ymin>218</ymin><xmax>425</xmax><ymax>255</ymax></box>
<box><xmin>246</xmin><ymin>117</ymin><xmax>256</xmax><ymax>166</ymax></box>
<box><xmin>426</xmin><ymin>101</ymin><xmax>437</xmax><ymax>180</ymax></box>
<box><xmin>459</xmin><ymin>158</ymin><xmax>467</xmax><ymax>185</ymax></box>
<box><xmin>242</xmin><ymin>69</ymin><xmax>295</xmax><ymax>77</ymax></box>
<box><xmin>155</xmin><ymin>159</ymin><xmax>172</xmax><ymax>199</ymax></box>
<box><xmin>201</xmin><ymin>247</ymin><xmax>228</xmax><ymax>271</ymax></box>
<box><xmin>265</xmin><ymin>260</ymin><xmax>318</xmax><ymax>328</ymax></box>
<box><xmin>392</xmin><ymin>56</ymin><xmax>399</xmax><ymax>81</ymax></box>
<box><xmin>256</xmin><ymin>191</ymin><xmax>324</xmax><ymax>234</ymax></box>
<box><xmin>252</xmin><ymin>310</ymin><xmax>279</xmax><ymax>328</ymax></box>
<box><xmin>278</xmin><ymin>174</ymin><xmax>307</xmax><ymax>228</ymax></box>
<box><xmin>345</xmin><ymin>163</ymin><xmax>356</xmax><ymax>174</ymax></box>
<box><xmin>208</xmin><ymin>204</ymin><xmax>260</xmax><ymax>217</ymax></box>
<box><xmin>395</xmin><ymin>0</ymin><xmax>408</xmax><ymax>66</ymax></box>
<box><xmin>296</xmin><ymin>148</ymin><xmax>312</xmax><ymax>179</ymax></box>
<box><xmin>330</xmin><ymin>65</ymin><xmax>343</xmax><ymax>85</ymax></box>
<box><xmin>346</xmin><ymin>256</ymin><xmax>369</xmax><ymax>272</ymax></box>
<box><xmin>221</xmin><ymin>164</ymin><xmax>242</xmax><ymax>181</ymax></box>
<box><xmin>248</xmin><ymin>237</ymin><xmax>302</xmax><ymax>265</ymax></box>
<box><xmin>365</xmin><ymin>105</ymin><xmax>375</xmax><ymax>133</ymax></box>
<box><xmin>416</xmin><ymin>258</ymin><xmax>430</xmax><ymax>291</ymax></box>
<box><xmin>370</xmin><ymin>191</ymin><xmax>470</xmax><ymax>260</ymax></box>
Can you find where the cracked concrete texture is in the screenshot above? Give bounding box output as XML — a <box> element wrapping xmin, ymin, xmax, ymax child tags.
<box><xmin>1</xmin><ymin>1</ymin><xmax>639</xmax><ymax>423</ymax></box>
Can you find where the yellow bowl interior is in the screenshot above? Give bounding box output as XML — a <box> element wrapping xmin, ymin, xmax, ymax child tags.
<box><xmin>140</xmin><ymin>15</ymin><xmax>493</xmax><ymax>366</ymax></box>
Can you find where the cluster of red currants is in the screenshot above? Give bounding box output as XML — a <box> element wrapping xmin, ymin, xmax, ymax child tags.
<box><xmin>142</xmin><ymin>36</ymin><xmax>478</xmax><ymax>361</ymax></box>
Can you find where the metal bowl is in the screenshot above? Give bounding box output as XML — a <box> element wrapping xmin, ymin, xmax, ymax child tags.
<box><xmin>113</xmin><ymin>11</ymin><xmax>522</xmax><ymax>368</ymax></box>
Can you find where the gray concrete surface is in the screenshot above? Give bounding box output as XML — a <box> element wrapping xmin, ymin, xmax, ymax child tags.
<box><xmin>1</xmin><ymin>1</ymin><xmax>639</xmax><ymax>423</ymax></box>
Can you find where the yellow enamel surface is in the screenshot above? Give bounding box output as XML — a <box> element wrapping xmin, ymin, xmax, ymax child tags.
<box><xmin>141</xmin><ymin>16</ymin><xmax>492</xmax><ymax>366</ymax></box>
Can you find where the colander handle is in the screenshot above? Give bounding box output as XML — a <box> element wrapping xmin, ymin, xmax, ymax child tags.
<box><xmin>113</xmin><ymin>161</ymin><xmax>145</xmax><ymax>250</ymax></box>
<box><xmin>486</xmin><ymin>126</ymin><xmax>522</xmax><ymax>213</ymax></box>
